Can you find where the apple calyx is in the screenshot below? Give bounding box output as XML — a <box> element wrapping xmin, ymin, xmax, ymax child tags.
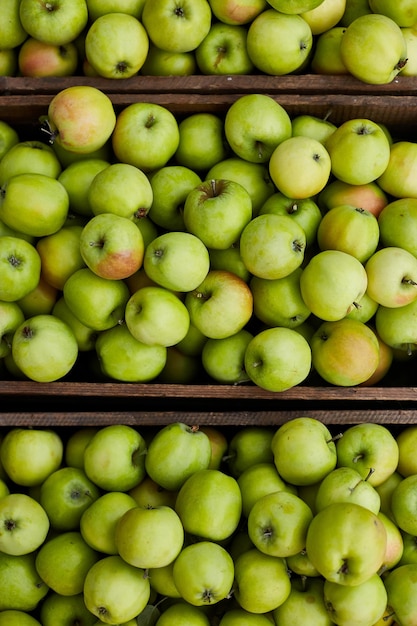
<box><xmin>45</xmin><ymin>2</ymin><xmax>57</xmax><ymax>12</ymax></box>
<box><xmin>3</xmin><ymin>518</ymin><xmax>17</xmax><ymax>532</ymax></box>
<box><xmin>402</xmin><ymin>277</ymin><xmax>417</xmax><ymax>287</ymax></box>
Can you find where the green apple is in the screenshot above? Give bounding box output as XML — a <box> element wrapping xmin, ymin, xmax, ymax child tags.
<box><xmin>145</xmin><ymin>422</ymin><xmax>212</xmax><ymax>491</ymax></box>
<box><xmin>315</xmin><ymin>466</ymin><xmax>381</xmax><ymax>514</ymax></box>
<box><xmin>378</xmin><ymin>141</ymin><xmax>417</xmax><ymax>198</ymax></box>
<box><xmin>65</xmin><ymin>427</ymin><xmax>98</xmax><ymax>469</ymax></box>
<box><xmin>259</xmin><ymin>192</ymin><xmax>322</xmax><ymax>248</ymax></box>
<box><xmin>18</xmin><ymin>37</ymin><xmax>78</xmax><ymax>77</ymax></box>
<box><xmin>172</xmin><ymin>541</ymin><xmax>234</xmax><ymax>606</ymax></box>
<box><xmin>301</xmin><ymin>0</ymin><xmax>346</xmax><ymax>34</ymax></box>
<box><xmin>396</xmin><ymin>426</ymin><xmax>417</xmax><ymax>477</ymax></box>
<box><xmin>317</xmin><ymin>204</ymin><xmax>380</xmax><ymax>263</ymax></box>
<box><xmin>378</xmin><ymin>198</ymin><xmax>417</xmax><ymax>257</ymax></box>
<box><xmin>270</xmin><ymin>135</ymin><xmax>331</xmax><ymax>199</ymax></box>
<box><xmin>285</xmin><ymin>550</ymin><xmax>321</xmax><ymax>578</ymax></box>
<box><xmin>63</xmin><ymin>267</ymin><xmax>130</xmax><ymax>331</ymax></box>
<box><xmin>318</xmin><ymin>178</ymin><xmax>389</xmax><ymax>218</ymax></box>
<box><xmin>225</xmin><ymin>427</ymin><xmax>274</xmax><ymax>478</ymax></box>
<box><xmin>401</xmin><ymin>26</ymin><xmax>417</xmax><ymax>76</ymax></box>
<box><xmin>0</xmin><ymin>427</ymin><xmax>63</xmax><ymax>487</ymax></box>
<box><xmin>378</xmin><ymin>511</ymin><xmax>404</xmax><ymax>571</ymax></box>
<box><xmin>112</xmin><ymin>102</ymin><xmax>179</xmax><ymax>172</ymax></box>
<box><xmin>86</xmin><ymin>0</ymin><xmax>146</xmax><ymax>19</ymax></box>
<box><xmin>250</xmin><ymin>269</ymin><xmax>311</xmax><ymax>329</ymax></box>
<box><xmin>365</xmin><ymin>246</ymin><xmax>417</xmax><ymax>308</ymax></box>
<box><xmin>17</xmin><ymin>274</ymin><xmax>58</xmax><ymax>317</ymax></box>
<box><xmin>268</xmin><ymin>0</ymin><xmax>324</xmax><ymax>11</ymax></box>
<box><xmin>375</xmin><ymin>297</ymin><xmax>417</xmax><ymax>355</ymax></box>
<box><xmin>336</xmin><ymin>423</ymin><xmax>400</xmax><ymax>487</ymax></box>
<box><xmin>238</xmin><ymin>462</ymin><xmax>297</xmax><ymax>518</ymax></box>
<box><xmin>0</xmin><ymin>236</ymin><xmax>41</xmax><ymax>303</ymax></box>
<box><xmin>12</xmin><ymin>314</ymin><xmax>78</xmax><ymax>383</ymax></box>
<box><xmin>369</xmin><ymin>0</ymin><xmax>417</xmax><ymax>27</ymax></box>
<box><xmin>340</xmin><ymin>13</ymin><xmax>408</xmax><ymax>84</ymax></box>
<box><xmin>271</xmin><ymin>417</ymin><xmax>338</xmax><ymax>486</ymax></box>
<box><xmin>339</xmin><ymin>0</ymin><xmax>372</xmax><ymax>26</ymax></box>
<box><xmin>176</xmin><ymin>321</ymin><xmax>208</xmax><ymax>357</ymax></box>
<box><xmin>300</xmin><ymin>249</ymin><xmax>368</xmax><ymax>322</ymax></box>
<box><xmin>0</xmin><ymin>120</ymin><xmax>20</xmax><ymax>162</ymax></box>
<box><xmin>0</xmin><ymin>0</ymin><xmax>28</xmax><ymax>49</ymax></box>
<box><xmin>142</xmin><ymin>0</ymin><xmax>212</xmax><ymax>52</ymax></box>
<box><xmin>175</xmin><ymin>113</ymin><xmax>229</xmax><ymax>172</ymax></box>
<box><xmin>399</xmin><ymin>532</ymin><xmax>417</xmax><ymax>566</ymax></box>
<box><xmin>247</xmin><ymin>9</ymin><xmax>313</xmax><ymax>74</ymax></box>
<box><xmin>85</xmin><ymin>12</ymin><xmax>149</xmax><ymax>78</ymax></box>
<box><xmin>147</xmin><ymin>562</ymin><xmax>181</xmax><ymax>599</ymax></box>
<box><xmin>0</xmin><ymin>552</ymin><xmax>48</xmax><ymax>612</ymax></box>
<box><xmin>248</xmin><ymin>490</ymin><xmax>313</xmax><ymax>557</ymax></box>
<box><xmin>292</xmin><ymin>112</ymin><xmax>338</xmax><ymax>144</ymax></box>
<box><xmin>83</xmin><ymin>555</ymin><xmax>150</xmax><ymax>623</ymax></box>
<box><xmin>0</xmin><ymin>301</ymin><xmax>25</xmax><ymax>358</ymax></box>
<box><xmin>224</xmin><ymin>93</ymin><xmax>292</xmax><ymax>163</ymax></box>
<box><xmin>144</xmin><ymin>231</ymin><xmax>210</xmax><ymax>293</ymax></box>
<box><xmin>234</xmin><ymin>548</ymin><xmax>291</xmax><ymax>614</ymax></box>
<box><xmin>384</xmin><ymin>563</ymin><xmax>417</xmax><ymax>626</ymax></box>
<box><xmin>0</xmin><ymin>172</ymin><xmax>69</xmax><ymax>237</ymax></box>
<box><xmin>141</xmin><ymin>43</ymin><xmax>197</xmax><ymax>75</ymax></box>
<box><xmin>58</xmin><ymin>158</ymin><xmax>109</xmax><ymax>218</ymax></box>
<box><xmin>40</xmin><ymin>592</ymin><xmax>98</xmax><ymax>626</ymax></box>
<box><xmin>156</xmin><ymin>345</ymin><xmax>201</xmax><ymax>384</ymax></box>
<box><xmin>40</xmin><ymin>466</ymin><xmax>100</xmax><ymax>531</ymax></box>
<box><xmin>311</xmin><ymin>26</ymin><xmax>349</xmax><ymax>74</ymax></box>
<box><xmin>154</xmin><ymin>602</ymin><xmax>209</xmax><ymax>626</ymax></box>
<box><xmin>175</xmin><ymin>468</ymin><xmax>242</xmax><ymax>541</ymax></box>
<box><xmin>201</xmin><ymin>329</ymin><xmax>253</xmax><ymax>384</ymax></box>
<box><xmin>306</xmin><ymin>502</ymin><xmax>387</xmax><ymax>586</ymax></box>
<box><xmin>19</xmin><ymin>0</ymin><xmax>88</xmax><ymax>45</ymax></box>
<box><xmin>0</xmin><ymin>47</ymin><xmax>16</xmax><ymax>75</ymax></box>
<box><xmin>35</xmin><ymin>531</ymin><xmax>99</xmax><ymax>596</ymax></box>
<box><xmin>129</xmin><ymin>475</ymin><xmax>178</xmax><ymax>509</ymax></box>
<box><xmin>0</xmin><ymin>493</ymin><xmax>49</xmax><ymax>556</ymax></box>
<box><xmin>0</xmin><ymin>140</ymin><xmax>62</xmax><ymax>186</ymax></box>
<box><xmin>0</xmin><ymin>610</ymin><xmax>41</xmax><ymax>626</ymax></box>
<box><xmin>195</xmin><ymin>22</ymin><xmax>254</xmax><ymax>75</ymax></box>
<box><xmin>325</xmin><ymin>118</ymin><xmax>391</xmax><ymax>185</ymax></box>
<box><xmin>245</xmin><ymin>326</ymin><xmax>312</xmax><ymax>392</ymax></box>
<box><xmin>80</xmin><ymin>492</ymin><xmax>137</xmax><ymax>555</ymax></box>
<box><xmin>324</xmin><ymin>573</ymin><xmax>387</xmax><ymax>626</ymax></box>
<box><xmin>208</xmin><ymin>243</ymin><xmax>251</xmax><ymax>283</ymax></box>
<box><xmin>183</xmin><ymin>178</ymin><xmax>252</xmax><ymax>250</ymax></box>
<box><xmin>273</xmin><ymin>576</ymin><xmax>332</xmax><ymax>626</ymax></box>
<box><xmin>52</xmin><ymin>297</ymin><xmax>97</xmax><ymax>352</ymax></box>
<box><xmin>199</xmin><ymin>425</ymin><xmax>228</xmax><ymax>471</ymax></box>
<box><xmin>36</xmin><ymin>225</ymin><xmax>85</xmax><ymax>291</ymax></box>
<box><xmin>208</xmin><ymin>0</ymin><xmax>267</xmax><ymax>24</ymax></box>
<box><xmin>375</xmin><ymin>471</ymin><xmax>403</xmax><ymax>520</ymax></box>
<box><xmin>391</xmin><ymin>475</ymin><xmax>417</xmax><ymax>535</ymax></box>
<box><xmin>83</xmin><ymin>424</ymin><xmax>147</xmax><ymax>492</ymax></box>
<box><xmin>115</xmin><ymin>504</ymin><xmax>184</xmax><ymax>569</ymax></box>
<box><xmin>147</xmin><ymin>165</ymin><xmax>201</xmax><ymax>231</ymax></box>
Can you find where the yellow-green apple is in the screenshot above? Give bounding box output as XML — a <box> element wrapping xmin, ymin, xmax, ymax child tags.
<box><xmin>391</xmin><ymin>475</ymin><xmax>417</xmax><ymax>535</ymax></box>
<box><xmin>152</xmin><ymin>602</ymin><xmax>209</xmax><ymax>625</ymax></box>
<box><xmin>375</xmin><ymin>297</ymin><xmax>417</xmax><ymax>356</ymax></box>
<box><xmin>359</xmin><ymin>328</ymin><xmax>394</xmax><ymax>386</ymax></box>
<box><xmin>375</xmin><ymin>471</ymin><xmax>403</xmax><ymax>520</ymax></box>
<box><xmin>184</xmin><ymin>269</ymin><xmax>253</xmax><ymax>339</ymax></box>
<box><xmin>271</xmin><ymin>417</ymin><xmax>337</xmax><ymax>486</ymax></box>
<box><xmin>175</xmin><ymin>113</ymin><xmax>229</xmax><ymax>172</ymax></box>
<box><xmin>240</xmin><ymin>213</ymin><xmax>306</xmax><ymax>280</ymax></box>
<box><xmin>125</xmin><ymin>285</ymin><xmax>190</xmax><ymax>347</ymax></box>
<box><xmin>58</xmin><ymin>158</ymin><xmax>110</xmax><ymax>217</ymax></box>
<box><xmin>323</xmin><ymin>573</ymin><xmax>387</xmax><ymax>626</ymax></box>
<box><xmin>83</xmin><ymin>424</ymin><xmax>147</xmax><ymax>492</ymax></box>
<box><xmin>52</xmin><ymin>297</ymin><xmax>97</xmax><ymax>352</ymax></box>
<box><xmin>225</xmin><ymin>426</ymin><xmax>275</xmax><ymax>478</ymax></box>
<box><xmin>219</xmin><ymin>609</ymin><xmax>273</xmax><ymax>626</ymax></box>
<box><xmin>378</xmin><ymin>511</ymin><xmax>404</xmax><ymax>571</ymax></box>
<box><xmin>35</xmin><ymin>531</ymin><xmax>99</xmax><ymax>596</ymax></box>
<box><xmin>39</xmin><ymin>592</ymin><xmax>98</xmax><ymax>626</ymax></box>
<box><xmin>318</xmin><ymin>178</ymin><xmax>388</xmax><ymax>217</ymax></box>
<box><xmin>129</xmin><ymin>475</ymin><xmax>178</xmax><ymax>509</ymax></box>
<box><xmin>245</xmin><ymin>326</ymin><xmax>312</xmax><ymax>392</ymax></box>
<box><xmin>340</xmin><ymin>13</ymin><xmax>408</xmax><ymax>83</ymax></box>
<box><xmin>12</xmin><ymin>314</ymin><xmax>78</xmax><ymax>382</ymax></box>
<box><xmin>208</xmin><ymin>243</ymin><xmax>251</xmax><ymax>283</ymax></box>
<box><xmin>0</xmin><ymin>610</ymin><xmax>42</xmax><ymax>626</ymax></box>
<box><xmin>86</xmin><ymin>0</ymin><xmax>146</xmax><ymax>20</ymax></box>
<box><xmin>19</xmin><ymin>0</ymin><xmax>88</xmax><ymax>45</ymax></box>
<box><xmin>0</xmin><ymin>120</ymin><xmax>19</xmax><ymax>162</ymax></box>
<box><xmin>0</xmin><ymin>493</ymin><xmax>49</xmax><ymax>556</ymax></box>
<box><xmin>301</xmin><ymin>0</ymin><xmax>346</xmax><ymax>34</ymax></box>
<box><xmin>250</xmin><ymin>269</ymin><xmax>311</xmax><ymax>329</ymax></box>
<box><xmin>365</xmin><ymin>246</ymin><xmax>417</xmax><ymax>308</ymax></box>
<box><xmin>234</xmin><ymin>548</ymin><xmax>291</xmax><ymax>614</ymax></box>
<box><xmin>39</xmin><ymin>466</ymin><xmax>100</xmax><ymax>531</ymax></box>
<box><xmin>115</xmin><ymin>504</ymin><xmax>184</xmax><ymax>569</ymax></box>
<box><xmin>0</xmin><ymin>48</ymin><xmax>17</xmax><ymax>76</ymax></box>
<box><xmin>384</xmin><ymin>563</ymin><xmax>417</xmax><ymax>626</ymax></box>
<box><xmin>18</xmin><ymin>38</ymin><xmax>78</xmax><ymax>77</ymax></box>
<box><xmin>259</xmin><ymin>192</ymin><xmax>322</xmax><ymax>248</ymax></box>
<box><xmin>112</xmin><ymin>102</ymin><xmax>180</xmax><ymax>172</ymax></box>
<box><xmin>237</xmin><ymin>462</ymin><xmax>297</xmax><ymax>518</ymax></box>
<box><xmin>336</xmin><ymin>422</ymin><xmax>400</xmax><ymax>486</ymax></box>
<box><xmin>17</xmin><ymin>274</ymin><xmax>57</xmax><ymax>317</ymax></box>
<box><xmin>0</xmin><ymin>237</ymin><xmax>41</xmax><ymax>303</ymax></box>
<box><xmin>51</xmin><ymin>138</ymin><xmax>112</xmax><ymax>168</ymax></box>
<box><xmin>246</xmin><ymin>9</ymin><xmax>313</xmax><ymax>74</ymax></box>
<box><xmin>285</xmin><ymin>549</ymin><xmax>321</xmax><ymax>577</ymax></box>
<box><xmin>223</xmin><ymin>93</ymin><xmax>292</xmax><ymax>163</ymax></box>
<box><xmin>208</xmin><ymin>0</ymin><xmax>267</xmax><ymax>24</ymax></box>
<box><xmin>291</xmin><ymin>113</ymin><xmax>338</xmax><ymax>144</ymax></box>
<box><xmin>201</xmin><ymin>329</ymin><xmax>253</xmax><ymax>384</ymax></box>
<box><xmin>176</xmin><ymin>321</ymin><xmax>207</xmax><ymax>357</ymax></box>
<box><xmin>36</xmin><ymin>224</ymin><xmax>85</xmax><ymax>291</ymax></box>
<box><xmin>369</xmin><ymin>0</ymin><xmax>417</xmax><ymax>27</ymax></box>
<box><xmin>195</xmin><ymin>22</ymin><xmax>254</xmax><ymax>75</ymax></box>
<box><xmin>317</xmin><ymin>204</ymin><xmax>379</xmax><ymax>263</ymax></box>
<box><xmin>378</xmin><ymin>198</ymin><xmax>417</xmax><ymax>257</ymax></box>
<box><xmin>0</xmin><ymin>301</ymin><xmax>24</xmax><ymax>358</ymax></box>
<box><xmin>339</xmin><ymin>0</ymin><xmax>372</xmax><ymax>26</ymax></box>
<box><xmin>325</xmin><ymin>118</ymin><xmax>391</xmax><ymax>185</ymax></box>
<box><xmin>157</xmin><ymin>345</ymin><xmax>201</xmax><ymax>384</ymax></box>
<box><xmin>199</xmin><ymin>425</ymin><xmax>228</xmax><ymax>471</ymax></box>
<box><xmin>144</xmin><ymin>231</ymin><xmax>210</xmax><ymax>292</ymax></box>
<box><xmin>85</xmin><ymin>12</ymin><xmax>149</xmax><ymax>78</ymax></box>
<box><xmin>273</xmin><ymin>576</ymin><xmax>332</xmax><ymax>626</ymax></box>
<box><xmin>399</xmin><ymin>532</ymin><xmax>417</xmax><ymax>566</ymax></box>
<box><xmin>0</xmin><ymin>140</ymin><xmax>62</xmax><ymax>186</ymax></box>
<box><xmin>64</xmin><ymin>427</ymin><xmax>98</xmax><ymax>469</ymax></box>
<box><xmin>311</xmin><ymin>26</ymin><xmax>349</xmax><ymax>74</ymax></box>
<box><xmin>63</xmin><ymin>267</ymin><xmax>130</xmax><ymax>331</ymax></box>
<box><xmin>140</xmin><ymin>43</ymin><xmax>197</xmax><ymax>75</ymax></box>
<box><xmin>172</xmin><ymin>541</ymin><xmax>234</xmax><ymax>606</ymax></box>
<box><xmin>315</xmin><ymin>466</ymin><xmax>381</xmax><ymax>514</ymax></box>
<box><xmin>145</xmin><ymin>422</ymin><xmax>212</xmax><ymax>491</ymax></box>
<box><xmin>377</xmin><ymin>141</ymin><xmax>417</xmax><ymax>198</ymax></box>
<box><xmin>0</xmin><ymin>552</ymin><xmax>49</xmax><ymax>612</ymax></box>
<box><xmin>147</xmin><ymin>165</ymin><xmax>201</xmax><ymax>231</ymax></box>
<box><xmin>142</xmin><ymin>0</ymin><xmax>212</xmax><ymax>53</ymax></box>
<box><xmin>306</xmin><ymin>501</ymin><xmax>387</xmax><ymax>585</ymax></box>
<box><xmin>83</xmin><ymin>555</ymin><xmax>150</xmax><ymax>623</ymax></box>
<box><xmin>345</xmin><ymin>291</ymin><xmax>379</xmax><ymax>323</ymax></box>
<box><xmin>396</xmin><ymin>426</ymin><xmax>417</xmax><ymax>477</ymax></box>
<box><xmin>269</xmin><ymin>135</ymin><xmax>331</xmax><ymax>199</ymax></box>
<box><xmin>1</xmin><ymin>0</ymin><xmax>28</xmax><ymax>49</ymax></box>
<box><xmin>300</xmin><ymin>249</ymin><xmax>368</xmax><ymax>321</ymax></box>
<box><xmin>248</xmin><ymin>490</ymin><xmax>313</xmax><ymax>557</ymax></box>
<box><xmin>175</xmin><ymin>468</ymin><xmax>242</xmax><ymax>541</ymax></box>
<box><xmin>268</xmin><ymin>0</ymin><xmax>324</xmax><ymax>11</ymax></box>
<box><xmin>45</xmin><ymin>85</ymin><xmax>116</xmax><ymax>154</ymax></box>
<box><xmin>401</xmin><ymin>26</ymin><xmax>417</xmax><ymax>75</ymax></box>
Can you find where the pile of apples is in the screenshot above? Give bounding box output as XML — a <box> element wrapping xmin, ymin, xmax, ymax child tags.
<box><xmin>2</xmin><ymin>83</ymin><xmax>417</xmax><ymax>390</ymax></box>
<box><xmin>1</xmin><ymin>417</ymin><xmax>417</xmax><ymax>625</ymax></box>
<box><xmin>1</xmin><ymin>0</ymin><xmax>417</xmax><ymax>84</ymax></box>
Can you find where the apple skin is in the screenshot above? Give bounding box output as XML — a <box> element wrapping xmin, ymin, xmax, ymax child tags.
<box><xmin>39</xmin><ymin>593</ymin><xmax>98</xmax><ymax>626</ymax></box>
<box><xmin>225</xmin><ymin>426</ymin><xmax>275</xmax><ymax>478</ymax></box>
<box><xmin>384</xmin><ymin>563</ymin><xmax>417</xmax><ymax>626</ymax></box>
<box><xmin>129</xmin><ymin>475</ymin><xmax>178</xmax><ymax>509</ymax></box>
<box><xmin>140</xmin><ymin>43</ymin><xmax>197</xmax><ymax>75</ymax></box>
<box><xmin>86</xmin><ymin>0</ymin><xmax>146</xmax><ymax>20</ymax></box>
<box><xmin>291</xmin><ymin>113</ymin><xmax>338</xmax><ymax>145</ymax></box>
<box><xmin>247</xmin><ymin>9</ymin><xmax>313</xmax><ymax>75</ymax></box>
<box><xmin>17</xmin><ymin>274</ymin><xmax>58</xmax><ymax>317</ymax></box>
<box><xmin>301</xmin><ymin>0</ymin><xmax>346</xmax><ymax>35</ymax></box>
<box><xmin>52</xmin><ymin>297</ymin><xmax>98</xmax><ymax>352</ymax></box>
<box><xmin>268</xmin><ymin>0</ymin><xmax>324</xmax><ymax>11</ymax></box>
<box><xmin>401</xmin><ymin>26</ymin><xmax>417</xmax><ymax>76</ymax></box>
<box><xmin>0</xmin><ymin>140</ymin><xmax>62</xmax><ymax>187</ymax></box>
<box><xmin>318</xmin><ymin>178</ymin><xmax>389</xmax><ymax>218</ymax></box>
<box><xmin>375</xmin><ymin>297</ymin><xmax>417</xmax><ymax>356</ymax></box>
<box><xmin>0</xmin><ymin>610</ymin><xmax>42</xmax><ymax>626</ymax></box>
<box><xmin>201</xmin><ymin>328</ymin><xmax>253</xmax><ymax>384</ymax></box>
<box><xmin>0</xmin><ymin>552</ymin><xmax>49</xmax><ymax>612</ymax></box>
<box><xmin>18</xmin><ymin>38</ymin><xmax>78</xmax><ymax>77</ymax></box>
<box><xmin>273</xmin><ymin>576</ymin><xmax>332</xmax><ymax>626</ymax></box>
<box><xmin>208</xmin><ymin>0</ymin><xmax>267</xmax><ymax>24</ymax></box>
<box><xmin>152</xmin><ymin>602</ymin><xmax>209</xmax><ymax>625</ymax></box>
<box><xmin>36</xmin><ymin>224</ymin><xmax>86</xmax><ymax>291</ymax></box>
<box><xmin>378</xmin><ymin>198</ymin><xmax>417</xmax><ymax>257</ymax></box>
<box><xmin>0</xmin><ymin>493</ymin><xmax>50</xmax><ymax>556</ymax></box>
<box><xmin>339</xmin><ymin>0</ymin><xmax>372</xmax><ymax>26</ymax></box>
<box><xmin>378</xmin><ymin>141</ymin><xmax>417</xmax><ymax>199</ymax></box>
<box><xmin>396</xmin><ymin>426</ymin><xmax>417</xmax><ymax>477</ymax></box>
<box><xmin>0</xmin><ymin>120</ymin><xmax>20</xmax><ymax>162</ymax></box>
<box><xmin>365</xmin><ymin>246</ymin><xmax>417</xmax><ymax>308</ymax></box>
<box><xmin>0</xmin><ymin>0</ymin><xmax>28</xmax><ymax>49</ymax></box>
<box><xmin>323</xmin><ymin>573</ymin><xmax>388</xmax><ymax>626</ymax></box>
<box><xmin>175</xmin><ymin>113</ymin><xmax>229</xmax><ymax>172</ymax></box>
<box><xmin>340</xmin><ymin>13</ymin><xmax>408</xmax><ymax>84</ymax></box>
<box><xmin>85</xmin><ymin>12</ymin><xmax>149</xmax><ymax>78</ymax></box>
<box><xmin>391</xmin><ymin>474</ymin><xmax>417</xmax><ymax>536</ymax></box>
<box><xmin>64</xmin><ymin>427</ymin><xmax>98</xmax><ymax>469</ymax></box>
<box><xmin>195</xmin><ymin>22</ymin><xmax>254</xmax><ymax>75</ymax></box>
<box><xmin>369</xmin><ymin>0</ymin><xmax>417</xmax><ymax>27</ymax></box>
<box><xmin>0</xmin><ymin>301</ymin><xmax>25</xmax><ymax>358</ymax></box>
<box><xmin>311</xmin><ymin>26</ymin><xmax>349</xmax><ymax>74</ymax></box>
<box><xmin>378</xmin><ymin>511</ymin><xmax>404</xmax><ymax>571</ymax></box>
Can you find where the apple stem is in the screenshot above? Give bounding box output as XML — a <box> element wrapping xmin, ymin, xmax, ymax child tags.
<box><xmin>364</xmin><ymin>467</ymin><xmax>375</xmax><ymax>482</ymax></box>
<box><xmin>39</xmin><ymin>118</ymin><xmax>58</xmax><ymax>145</ymax></box>
<box><xmin>352</xmin><ymin>301</ymin><xmax>362</xmax><ymax>309</ymax></box>
<box><xmin>326</xmin><ymin>433</ymin><xmax>343</xmax><ymax>444</ymax></box>
<box><xmin>323</xmin><ymin>109</ymin><xmax>333</xmax><ymax>122</ymax></box>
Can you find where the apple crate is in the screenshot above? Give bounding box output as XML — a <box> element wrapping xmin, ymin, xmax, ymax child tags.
<box><xmin>2</xmin><ymin>76</ymin><xmax>417</xmax><ymax>429</ymax></box>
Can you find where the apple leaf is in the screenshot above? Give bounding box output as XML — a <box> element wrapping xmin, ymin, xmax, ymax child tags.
<box><xmin>136</xmin><ymin>604</ymin><xmax>161</xmax><ymax>626</ymax></box>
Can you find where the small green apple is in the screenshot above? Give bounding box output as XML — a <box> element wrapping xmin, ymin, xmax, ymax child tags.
<box><xmin>201</xmin><ymin>329</ymin><xmax>253</xmax><ymax>384</ymax></box>
<box><xmin>0</xmin><ymin>493</ymin><xmax>49</xmax><ymax>556</ymax></box>
<box><xmin>238</xmin><ymin>462</ymin><xmax>297</xmax><ymax>518</ymax></box>
<box><xmin>39</xmin><ymin>592</ymin><xmax>98</xmax><ymax>626</ymax></box>
<box><xmin>384</xmin><ymin>563</ymin><xmax>417</xmax><ymax>626</ymax></box>
<box><xmin>323</xmin><ymin>573</ymin><xmax>387</xmax><ymax>626</ymax></box>
<box><xmin>365</xmin><ymin>247</ymin><xmax>417</xmax><ymax>308</ymax></box>
<box><xmin>0</xmin><ymin>552</ymin><xmax>48</xmax><ymax>612</ymax></box>
<box><xmin>273</xmin><ymin>576</ymin><xmax>332</xmax><ymax>626</ymax></box>
<box><xmin>175</xmin><ymin>112</ymin><xmax>229</xmax><ymax>172</ymax></box>
<box><xmin>315</xmin><ymin>466</ymin><xmax>381</xmax><ymax>514</ymax></box>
